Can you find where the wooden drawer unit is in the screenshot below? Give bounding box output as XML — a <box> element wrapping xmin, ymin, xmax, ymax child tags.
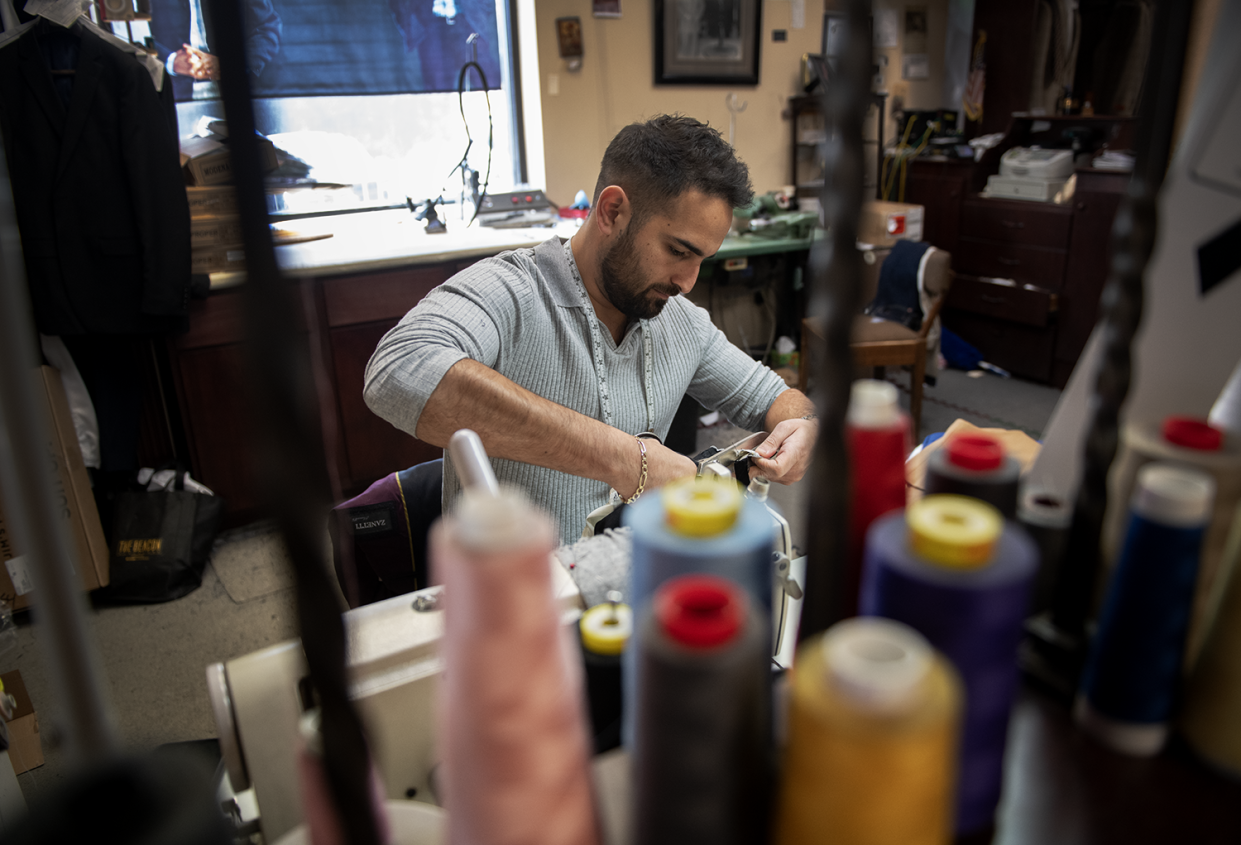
<box><xmin>943</xmin><ymin>309</ymin><xmax>1057</xmax><ymax>383</ymax></box>
<box><xmin>947</xmin><ymin>274</ymin><xmax>1058</xmax><ymax>328</ymax></box>
<box><xmin>956</xmin><ymin>237</ymin><xmax>1069</xmax><ymax>291</ymax></box>
<box><xmin>961</xmin><ymin>200</ymin><xmax>1072</xmax><ymax>249</ymax></box>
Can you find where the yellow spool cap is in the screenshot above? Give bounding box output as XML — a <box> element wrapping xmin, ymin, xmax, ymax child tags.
<box><xmin>662</xmin><ymin>477</ymin><xmax>742</xmax><ymax>537</ymax></box>
<box><xmin>906</xmin><ymin>494</ymin><xmax>1002</xmax><ymax>569</ymax></box>
<box><xmin>580</xmin><ymin>602</ymin><xmax>633</xmax><ymax>656</ymax></box>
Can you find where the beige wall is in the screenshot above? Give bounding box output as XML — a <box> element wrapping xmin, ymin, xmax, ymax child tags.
<box><xmin>867</xmin><ymin>0</ymin><xmax>951</xmax><ymax>145</ymax></box>
<box><xmin>534</xmin><ymin>0</ymin><xmax>827</xmax><ymax>205</ymax></box>
<box><xmin>533</xmin><ymin>0</ymin><xmax>953</xmax><ymax>206</ymax></box>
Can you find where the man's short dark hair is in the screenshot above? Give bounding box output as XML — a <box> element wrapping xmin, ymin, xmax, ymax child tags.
<box><xmin>592</xmin><ymin>115</ymin><xmax>753</xmax><ymax>227</ymax></box>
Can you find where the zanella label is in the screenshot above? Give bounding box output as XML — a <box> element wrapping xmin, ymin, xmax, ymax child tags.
<box><xmin>349</xmin><ymin>504</ymin><xmax>397</xmax><ymax>537</ymax></box>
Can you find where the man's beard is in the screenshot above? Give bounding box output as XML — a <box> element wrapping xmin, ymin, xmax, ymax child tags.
<box><xmin>598</xmin><ymin>226</ymin><xmax>680</xmax><ymax>320</ymax></box>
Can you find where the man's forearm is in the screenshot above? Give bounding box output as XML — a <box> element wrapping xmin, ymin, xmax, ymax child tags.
<box><xmin>764</xmin><ymin>388</ymin><xmax>817</xmax><ymax>432</ymax></box>
<box><xmin>415</xmin><ymin>358</ymin><xmax>654</xmax><ymax>497</ymax></box>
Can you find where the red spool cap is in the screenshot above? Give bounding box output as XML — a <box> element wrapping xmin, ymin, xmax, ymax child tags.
<box><xmin>1162</xmin><ymin>416</ymin><xmax>1222</xmax><ymax>452</ymax></box>
<box><xmin>655</xmin><ymin>575</ymin><xmax>744</xmax><ymax>648</ymax></box>
<box><xmin>946</xmin><ymin>434</ymin><xmax>1004</xmax><ymax>471</ymax></box>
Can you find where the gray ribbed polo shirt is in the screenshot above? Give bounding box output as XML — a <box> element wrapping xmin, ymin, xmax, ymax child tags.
<box><xmin>364</xmin><ymin>236</ymin><xmax>787</xmax><ymax>545</ymax></box>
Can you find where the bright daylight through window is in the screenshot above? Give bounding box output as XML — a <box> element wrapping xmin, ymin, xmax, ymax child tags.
<box><xmin>118</xmin><ymin>0</ymin><xmax>524</xmax><ymax>221</ymax></box>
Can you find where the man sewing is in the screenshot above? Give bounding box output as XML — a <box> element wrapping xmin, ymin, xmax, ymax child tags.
<box><xmin>364</xmin><ymin>115</ymin><xmax>818</xmax><ymax>545</ymax></box>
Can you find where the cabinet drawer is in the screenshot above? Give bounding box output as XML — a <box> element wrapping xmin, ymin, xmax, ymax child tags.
<box><xmin>322</xmin><ymin>265</ymin><xmax>452</xmax><ymax>328</ymax></box>
<box><xmin>956</xmin><ymin>237</ymin><xmax>1067</xmax><ymax>290</ymax></box>
<box><xmin>947</xmin><ymin>275</ymin><xmax>1058</xmax><ymax>328</ymax></box>
<box><xmin>962</xmin><ymin>200</ymin><xmax>1072</xmax><ymax>249</ymax></box>
<box><xmin>943</xmin><ymin>309</ymin><xmax>1057</xmax><ymax>383</ymax></box>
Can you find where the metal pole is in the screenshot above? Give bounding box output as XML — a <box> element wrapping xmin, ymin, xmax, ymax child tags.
<box><xmin>206</xmin><ymin>1</ymin><xmax>381</xmax><ymax>841</ymax></box>
<box><xmin>798</xmin><ymin>0</ymin><xmax>870</xmax><ymax>642</ymax></box>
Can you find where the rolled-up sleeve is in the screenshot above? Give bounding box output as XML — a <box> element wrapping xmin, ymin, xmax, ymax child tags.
<box><xmin>363</xmin><ymin>259</ymin><xmax>529</xmax><ymax>439</ymax></box>
<box><xmin>685</xmin><ymin>308</ymin><xmax>788</xmax><ymax>433</ymax></box>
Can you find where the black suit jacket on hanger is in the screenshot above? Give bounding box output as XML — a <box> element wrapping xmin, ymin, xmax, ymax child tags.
<box><xmin>0</xmin><ymin>22</ymin><xmax>191</xmax><ymax>335</ymax></box>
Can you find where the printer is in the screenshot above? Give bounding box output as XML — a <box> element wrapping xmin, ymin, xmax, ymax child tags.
<box><xmin>983</xmin><ymin>147</ymin><xmax>1076</xmax><ymax>202</ymax></box>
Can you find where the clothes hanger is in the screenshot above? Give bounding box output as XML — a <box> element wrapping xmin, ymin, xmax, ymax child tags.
<box><xmin>0</xmin><ymin>0</ymin><xmax>39</xmax><ymax>50</ymax></box>
<box><xmin>0</xmin><ymin>0</ymin><xmax>18</xmax><ymax>31</ymax></box>
<box><xmin>80</xmin><ymin>16</ymin><xmax>166</xmax><ymax>90</ymax></box>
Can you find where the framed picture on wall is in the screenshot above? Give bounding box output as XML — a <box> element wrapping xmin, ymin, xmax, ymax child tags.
<box><xmin>654</xmin><ymin>0</ymin><xmax>762</xmax><ymax>85</ymax></box>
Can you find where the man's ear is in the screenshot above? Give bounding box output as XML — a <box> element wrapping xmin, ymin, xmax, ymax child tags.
<box><xmin>592</xmin><ymin>185</ymin><xmax>630</xmax><ymax>237</ymax></box>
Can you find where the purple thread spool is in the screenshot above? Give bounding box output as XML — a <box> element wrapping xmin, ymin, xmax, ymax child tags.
<box><xmin>859</xmin><ymin>495</ymin><xmax>1037</xmax><ymax>835</ymax></box>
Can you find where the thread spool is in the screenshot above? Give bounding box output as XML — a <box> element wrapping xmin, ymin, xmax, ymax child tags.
<box><xmin>1017</xmin><ymin>486</ymin><xmax>1073</xmax><ymax>615</ymax></box>
<box><xmin>774</xmin><ymin>617</ymin><xmax>961</xmax><ymax>845</ymax></box>
<box><xmin>1101</xmin><ymin>417</ymin><xmax>1241</xmax><ymax>665</ymax></box>
<box><xmin>633</xmin><ymin>575</ymin><xmax>768</xmax><ymax>845</ymax></box>
<box><xmin>924</xmin><ymin>433</ymin><xmax>1021</xmax><ymax>519</ymax></box>
<box><xmin>1077</xmin><ymin>463</ymin><xmax>1215</xmax><ymax>757</ymax></box>
<box><xmin>859</xmin><ymin>495</ymin><xmax>1036</xmax><ymax>835</ymax></box>
<box><xmin>433</xmin><ymin>486</ymin><xmax>600</xmax><ymax>845</ymax></box>
<box><xmin>579</xmin><ymin>593</ymin><xmax>632</xmax><ymax>754</ymax></box>
<box><xmin>624</xmin><ymin>477</ymin><xmax>774</xmax><ymax>742</ymax></box>
<box><xmin>1180</xmin><ymin>501</ymin><xmax>1241</xmax><ymax>776</ymax></box>
<box><xmin>847</xmin><ymin>380</ymin><xmax>911</xmax><ymax>615</ymax></box>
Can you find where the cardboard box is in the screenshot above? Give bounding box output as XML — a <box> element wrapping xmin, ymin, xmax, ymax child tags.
<box><xmin>181</xmin><ymin>135</ymin><xmax>233</xmax><ymax>187</ymax></box>
<box><xmin>860</xmin><ymin>201</ymin><xmax>925</xmax><ymax>246</ymax></box>
<box><xmin>0</xmin><ymin>368</ymin><xmax>110</xmax><ymax>611</ymax></box>
<box><xmin>191</xmin><ymin>245</ymin><xmax>247</xmax><ymax>275</ymax></box>
<box><xmin>1</xmin><ymin>670</ymin><xmax>43</xmax><ymax>774</ymax></box>
<box><xmin>181</xmin><ymin>135</ymin><xmax>279</xmax><ymax>187</ymax></box>
<box><xmin>190</xmin><ymin>215</ymin><xmax>245</xmax><ymax>249</ymax></box>
<box><xmin>186</xmin><ymin>185</ymin><xmax>239</xmax><ymax>218</ymax></box>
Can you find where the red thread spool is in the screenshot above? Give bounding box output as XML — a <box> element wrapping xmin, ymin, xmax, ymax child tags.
<box><xmin>925</xmin><ymin>432</ymin><xmax>1021</xmax><ymax>519</ymax></box>
<box><xmin>946</xmin><ymin>434</ymin><xmax>1004</xmax><ymax>471</ymax></box>
<box><xmin>847</xmin><ymin>380</ymin><xmax>911</xmax><ymax>616</ymax></box>
<box><xmin>656</xmin><ymin>575</ymin><xmax>743</xmax><ymax>648</ymax></box>
<box><xmin>1162</xmin><ymin>417</ymin><xmax>1223</xmax><ymax>452</ymax></box>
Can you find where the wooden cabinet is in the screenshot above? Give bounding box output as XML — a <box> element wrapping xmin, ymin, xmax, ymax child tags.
<box><xmin>942</xmin><ymin>171</ymin><xmax>1127</xmax><ymax>387</ymax></box>
<box><xmin>956</xmin><ymin>198</ymin><xmax>1073</xmax><ymax>294</ymax></box>
<box><xmin>1053</xmin><ymin>168</ymin><xmax>1128</xmax><ymax>385</ymax></box>
<box><xmin>901</xmin><ymin>158</ymin><xmax>975</xmax><ymax>256</ymax></box>
<box><xmin>322</xmin><ymin>266</ymin><xmax>453</xmax><ymax>490</ymax></box>
<box><xmin>170</xmin><ymin>288</ymin><xmax>289</xmax><ymax>522</ymax></box>
<box><xmin>169</xmin><ymin>257</ymin><xmax>485</xmax><ymax>525</ymax></box>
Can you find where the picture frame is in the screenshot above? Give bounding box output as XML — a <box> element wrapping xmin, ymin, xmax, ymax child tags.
<box><xmin>654</xmin><ymin>0</ymin><xmax>762</xmax><ymax>86</ymax></box>
<box><xmin>556</xmin><ymin>17</ymin><xmax>584</xmax><ymax>59</ymax></box>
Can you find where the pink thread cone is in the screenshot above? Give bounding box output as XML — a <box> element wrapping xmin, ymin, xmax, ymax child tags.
<box><xmin>295</xmin><ymin>733</ymin><xmax>392</xmax><ymax>845</ymax></box>
<box><xmin>435</xmin><ymin>488</ymin><xmax>600</xmax><ymax>845</ymax></box>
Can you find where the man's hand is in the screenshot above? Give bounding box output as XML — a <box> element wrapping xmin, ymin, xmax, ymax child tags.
<box><xmin>615</xmin><ymin>439</ymin><xmax>697</xmax><ymax>501</ymax></box>
<box><xmin>750</xmin><ymin>416</ymin><xmax>817</xmax><ymax>484</ymax></box>
<box><xmin>172</xmin><ymin>44</ymin><xmax>220</xmax><ymax>80</ymax></box>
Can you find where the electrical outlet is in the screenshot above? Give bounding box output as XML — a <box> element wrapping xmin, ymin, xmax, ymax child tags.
<box><xmin>549</xmin><ymin>74</ymin><xmax>560</xmax><ymax>96</ymax></box>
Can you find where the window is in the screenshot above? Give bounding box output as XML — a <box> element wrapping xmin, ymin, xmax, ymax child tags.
<box><xmin>121</xmin><ymin>0</ymin><xmax>537</xmax><ymax>219</ymax></box>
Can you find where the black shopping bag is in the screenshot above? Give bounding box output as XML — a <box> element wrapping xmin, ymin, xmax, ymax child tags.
<box><xmin>99</xmin><ymin>470</ymin><xmax>222</xmax><ymax>603</ymax></box>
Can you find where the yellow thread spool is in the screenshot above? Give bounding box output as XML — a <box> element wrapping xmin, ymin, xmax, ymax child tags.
<box><xmin>907</xmin><ymin>495</ymin><xmax>1002</xmax><ymax>569</ymax></box>
<box><xmin>775</xmin><ymin>618</ymin><xmax>962</xmax><ymax>845</ymax></box>
<box><xmin>1179</xmin><ymin>500</ymin><xmax>1241</xmax><ymax>775</ymax></box>
<box><xmin>662</xmin><ymin>477</ymin><xmax>742</xmax><ymax>537</ymax></box>
<box><xmin>579</xmin><ymin>602</ymin><xmax>633</xmax><ymax>656</ymax></box>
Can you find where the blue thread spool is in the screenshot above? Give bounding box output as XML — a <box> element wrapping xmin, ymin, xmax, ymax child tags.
<box><xmin>623</xmin><ymin>477</ymin><xmax>774</xmax><ymax>744</ymax></box>
<box><xmin>1076</xmin><ymin>462</ymin><xmax>1215</xmax><ymax>756</ymax></box>
<box><xmin>859</xmin><ymin>495</ymin><xmax>1037</xmax><ymax>836</ymax></box>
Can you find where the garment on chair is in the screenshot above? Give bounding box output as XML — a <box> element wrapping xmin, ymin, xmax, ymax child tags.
<box><xmin>329</xmin><ymin>460</ymin><xmax>442</xmax><ymax>608</ymax></box>
<box><xmin>865</xmin><ymin>240</ymin><xmax>935</xmax><ymax>331</ymax></box>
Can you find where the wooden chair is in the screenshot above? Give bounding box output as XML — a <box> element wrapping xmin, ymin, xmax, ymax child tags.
<box><xmin>798</xmin><ymin>249</ymin><xmax>952</xmax><ymax>438</ymax></box>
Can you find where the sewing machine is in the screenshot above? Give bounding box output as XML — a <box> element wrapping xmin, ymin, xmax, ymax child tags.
<box><xmin>208</xmin><ymin>433</ymin><xmax>805</xmax><ymax>842</ymax></box>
